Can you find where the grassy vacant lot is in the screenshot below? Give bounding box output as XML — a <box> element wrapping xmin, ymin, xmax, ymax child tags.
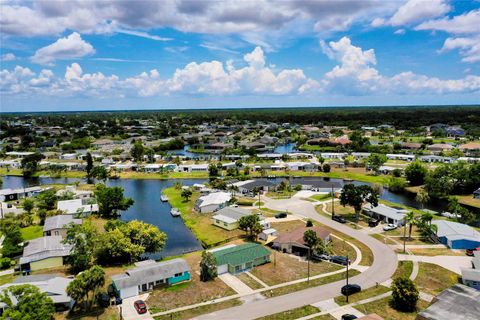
<box><xmin>250</xmin><ymin>249</ymin><xmax>343</xmax><ymax>286</ymax></box>
<box><xmin>456</xmin><ymin>195</ymin><xmax>480</xmax><ymax>209</ymax></box>
<box><xmin>354</xmin><ymin>296</ymin><xmax>430</xmax><ymax>320</ymax></box>
<box><xmin>309</xmin><ymin>194</ymin><xmax>332</xmax><ymax>202</ymax></box>
<box><xmin>153</xmin><ymin>299</ymin><xmax>242</xmax><ymax>320</ymax></box>
<box><xmin>163</xmin><ymin>187</ymin><xmax>243</xmax><ymax>247</ymax></box>
<box><xmin>263</xmin><ymin>270</ymin><xmax>360</xmax><ymax>298</ymax></box>
<box><xmin>334</xmin><ymin>285</ymin><xmax>391</xmax><ymax>305</ymax></box>
<box><xmin>20</xmin><ymin>225</ymin><xmax>43</xmax><ymax>240</ymax></box>
<box><xmin>415</xmin><ymin>262</ymin><xmax>460</xmax><ymax>296</ymax></box>
<box><xmin>399</xmin><ymin>248</ymin><xmax>465</xmax><ymax>256</ymax></box>
<box><xmin>236</xmin><ymin>273</ymin><xmax>265</xmax><ymax>290</ymax></box>
<box><xmin>270</xmin><ymin>220</ymin><xmax>306</xmax><ymax>233</ymax></box>
<box><xmin>148</xmin><ymin>251</ymin><xmax>236</xmax><ymax>313</ymax></box>
<box><xmin>392</xmin><ymin>261</ymin><xmax>413</xmax><ymax>279</ymax></box>
<box><xmin>256</xmin><ymin>305</ymin><xmax>320</xmax><ymax>320</ymax></box>
<box><xmin>321</xmin><ymin>203</ymin><xmax>370</xmax><ymax>229</ymax></box>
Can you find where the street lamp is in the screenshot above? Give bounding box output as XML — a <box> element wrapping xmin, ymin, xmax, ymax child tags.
<box><xmin>345</xmin><ymin>253</ymin><xmax>350</xmax><ymax>303</ymax></box>
<box><xmin>331</xmin><ymin>185</ymin><xmax>335</xmax><ymax>218</ymax></box>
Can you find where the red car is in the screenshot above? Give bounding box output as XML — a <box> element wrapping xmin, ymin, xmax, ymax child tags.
<box><xmin>134</xmin><ymin>300</ymin><xmax>147</xmax><ymax>314</ymax></box>
<box><xmin>466</xmin><ymin>248</ymin><xmax>480</xmax><ymax>256</ymax></box>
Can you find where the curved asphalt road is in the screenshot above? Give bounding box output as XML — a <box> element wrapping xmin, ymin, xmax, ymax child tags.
<box><xmin>195</xmin><ymin>198</ymin><xmax>398</xmax><ymax>320</ymax></box>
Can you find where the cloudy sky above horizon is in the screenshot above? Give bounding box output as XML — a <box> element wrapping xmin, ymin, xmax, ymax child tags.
<box><xmin>1</xmin><ymin>0</ymin><xmax>479</xmax><ymax>112</ymax></box>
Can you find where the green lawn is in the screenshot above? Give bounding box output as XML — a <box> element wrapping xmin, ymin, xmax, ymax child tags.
<box><xmin>309</xmin><ymin>194</ymin><xmax>332</xmax><ymax>201</ymax></box>
<box><xmin>354</xmin><ymin>296</ymin><xmax>430</xmax><ymax>320</ymax></box>
<box><xmin>255</xmin><ymin>305</ymin><xmax>320</xmax><ymax>320</ymax></box>
<box><xmin>0</xmin><ymin>273</ymin><xmax>15</xmax><ymax>286</ymax></box>
<box><xmin>153</xmin><ymin>299</ymin><xmax>242</xmax><ymax>320</ymax></box>
<box><xmin>20</xmin><ymin>225</ymin><xmax>43</xmax><ymax>241</ymax></box>
<box><xmin>334</xmin><ymin>285</ymin><xmax>391</xmax><ymax>305</ymax></box>
<box><xmin>392</xmin><ymin>261</ymin><xmax>414</xmax><ymax>279</ymax></box>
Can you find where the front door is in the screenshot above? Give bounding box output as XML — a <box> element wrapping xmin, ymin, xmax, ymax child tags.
<box><xmin>141</xmin><ymin>283</ymin><xmax>147</xmax><ymax>292</ymax></box>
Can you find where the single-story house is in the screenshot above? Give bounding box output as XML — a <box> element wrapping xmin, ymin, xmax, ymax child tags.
<box><xmin>420</xmin><ymin>155</ymin><xmax>455</xmax><ymax>163</ymax></box>
<box><xmin>43</xmin><ymin>215</ymin><xmax>82</xmax><ymax>238</ymax></box>
<box><xmin>386</xmin><ymin>154</ymin><xmax>415</xmax><ymax>162</ymax></box>
<box><xmin>400</xmin><ymin>142</ymin><xmax>422</xmax><ymax>150</ymax></box>
<box><xmin>231</xmin><ymin>179</ymin><xmax>276</xmax><ymax>196</ymax></box>
<box><xmin>0</xmin><ymin>274</ymin><xmax>74</xmax><ymax>313</ymax></box>
<box><xmin>59</xmin><ymin>153</ymin><xmax>77</xmax><ymax>160</ymax></box>
<box><xmin>427</xmin><ymin>143</ymin><xmax>454</xmax><ymax>153</ymax></box>
<box><xmin>416</xmin><ymin>284</ymin><xmax>480</xmax><ymax>320</ymax></box>
<box><xmin>259</xmin><ymin>228</ymin><xmax>278</xmax><ymax>241</ymax></box>
<box><xmin>432</xmin><ymin>220</ymin><xmax>480</xmax><ymax>249</ymax></box>
<box><xmin>111</xmin><ymin>259</ymin><xmax>190</xmax><ymax>299</ymax></box>
<box><xmin>0</xmin><ymin>186</ymin><xmax>44</xmax><ymax>202</ymax></box>
<box><xmin>289</xmin><ymin>178</ymin><xmax>342</xmax><ymax>192</ymax></box>
<box><xmin>5</xmin><ymin>151</ymin><xmax>34</xmax><ymax>158</ymax></box>
<box><xmin>362</xmin><ymin>204</ymin><xmax>407</xmax><ymax>225</ymax></box>
<box><xmin>57</xmin><ymin>199</ymin><xmax>98</xmax><ymax>215</ymax></box>
<box><xmin>211</xmin><ymin>243</ymin><xmax>271</xmax><ymax>274</ymax></box>
<box><xmin>461</xmin><ymin>267</ymin><xmax>480</xmax><ymax>291</ymax></box>
<box><xmin>178</xmin><ymin>164</ymin><xmax>209</xmax><ymax>172</ymax></box>
<box><xmin>55</xmin><ymin>185</ymin><xmax>92</xmax><ymax>199</ymax></box>
<box><xmin>212</xmin><ymin>207</ymin><xmax>250</xmax><ymax>230</ymax></box>
<box><xmin>272</xmin><ymin>226</ymin><xmax>331</xmax><ymax>255</ymax></box>
<box><xmin>285</xmin><ymin>162</ymin><xmax>318</xmax><ymax>172</ymax></box>
<box><xmin>19</xmin><ymin>236</ymin><xmax>73</xmax><ymax>272</ymax></box>
<box><xmin>195</xmin><ymin>192</ymin><xmax>232</xmax><ymax>213</ymax></box>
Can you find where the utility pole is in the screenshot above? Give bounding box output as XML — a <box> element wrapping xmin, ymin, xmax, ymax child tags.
<box><xmin>403</xmin><ymin>217</ymin><xmax>407</xmax><ymax>253</ymax></box>
<box><xmin>346</xmin><ymin>253</ymin><xmax>350</xmax><ymax>303</ymax></box>
<box><xmin>331</xmin><ymin>185</ymin><xmax>335</xmax><ymax>218</ymax></box>
<box><xmin>307</xmin><ymin>247</ymin><xmax>310</xmax><ymax>283</ymax></box>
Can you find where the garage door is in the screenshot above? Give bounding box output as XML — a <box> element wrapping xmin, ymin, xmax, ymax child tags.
<box><xmin>217</xmin><ymin>264</ymin><xmax>228</xmax><ymax>274</ymax></box>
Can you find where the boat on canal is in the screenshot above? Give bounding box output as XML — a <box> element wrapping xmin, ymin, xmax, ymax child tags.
<box><xmin>170</xmin><ymin>208</ymin><xmax>181</xmax><ymax>217</ymax></box>
<box><xmin>161</xmin><ymin>194</ymin><xmax>169</xmax><ymax>202</ymax></box>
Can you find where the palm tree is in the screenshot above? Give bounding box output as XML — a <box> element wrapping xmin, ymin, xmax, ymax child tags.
<box><xmin>420</xmin><ymin>211</ymin><xmax>433</xmax><ymax>226</ymax></box>
<box><xmin>405</xmin><ymin>211</ymin><xmax>417</xmax><ymax>240</ymax></box>
<box><xmin>415</xmin><ymin>189</ymin><xmax>430</xmax><ymax>209</ymax></box>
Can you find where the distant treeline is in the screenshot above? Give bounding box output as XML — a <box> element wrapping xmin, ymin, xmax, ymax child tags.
<box><xmin>2</xmin><ymin>105</ymin><xmax>480</xmax><ymax>130</ymax></box>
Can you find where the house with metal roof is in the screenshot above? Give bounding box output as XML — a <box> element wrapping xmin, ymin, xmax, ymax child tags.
<box><xmin>272</xmin><ymin>226</ymin><xmax>331</xmax><ymax>255</ymax></box>
<box><xmin>57</xmin><ymin>199</ymin><xmax>98</xmax><ymax>215</ymax></box>
<box><xmin>417</xmin><ymin>284</ymin><xmax>480</xmax><ymax>320</ymax></box>
<box><xmin>0</xmin><ymin>186</ymin><xmax>44</xmax><ymax>202</ymax></box>
<box><xmin>0</xmin><ymin>274</ymin><xmax>74</xmax><ymax>313</ymax></box>
<box><xmin>111</xmin><ymin>259</ymin><xmax>190</xmax><ymax>299</ymax></box>
<box><xmin>212</xmin><ymin>207</ymin><xmax>254</xmax><ymax>230</ymax></box>
<box><xmin>211</xmin><ymin>243</ymin><xmax>271</xmax><ymax>274</ymax></box>
<box><xmin>362</xmin><ymin>203</ymin><xmax>407</xmax><ymax>225</ymax></box>
<box><xmin>195</xmin><ymin>191</ymin><xmax>232</xmax><ymax>213</ymax></box>
<box><xmin>231</xmin><ymin>179</ymin><xmax>276</xmax><ymax>195</ymax></box>
<box><xmin>43</xmin><ymin>215</ymin><xmax>82</xmax><ymax>238</ymax></box>
<box><xmin>432</xmin><ymin>220</ymin><xmax>480</xmax><ymax>249</ymax></box>
<box><xmin>19</xmin><ymin>236</ymin><xmax>73</xmax><ymax>272</ymax></box>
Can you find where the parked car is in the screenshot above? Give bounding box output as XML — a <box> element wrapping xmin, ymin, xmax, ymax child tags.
<box><xmin>311</xmin><ymin>252</ymin><xmax>330</xmax><ymax>261</ymax></box>
<box><xmin>368</xmin><ymin>218</ymin><xmax>381</xmax><ymax>227</ymax></box>
<box><xmin>341</xmin><ymin>284</ymin><xmax>361</xmax><ymax>296</ymax></box>
<box><xmin>330</xmin><ymin>255</ymin><xmax>350</xmax><ymax>266</ymax></box>
<box><xmin>275</xmin><ymin>212</ymin><xmax>288</xmax><ymax>219</ymax></box>
<box><xmin>466</xmin><ymin>247</ymin><xmax>480</xmax><ymax>256</ymax></box>
<box><xmin>341</xmin><ymin>315</ymin><xmax>358</xmax><ymax>320</ymax></box>
<box><xmin>332</xmin><ymin>215</ymin><xmax>347</xmax><ymax>223</ymax></box>
<box><xmin>383</xmin><ymin>223</ymin><xmax>398</xmax><ymax>231</ymax></box>
<box><xmin>134</xmin><ymin>300</ymin><xmax>148</xmax><ymax>314</ymax></box>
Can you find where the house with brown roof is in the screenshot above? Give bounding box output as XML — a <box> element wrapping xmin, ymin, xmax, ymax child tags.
<box><xmin>459</xmin><ymin>142</ymin><xmax>480</xmax><ymax>156</ymax></box>
<box><xmin>427</xmin><ymin>143</ymin><xmax>453</xmax><ymax>154</ymax></box>
<box><xmin>272</xmin><ymin>226</ymin><xmax>331</xmax><ymax>255</ymax></box>
<box><xmin>400</xmin><ymin>142</ymin><xmax>422</xmax><ymax>150</ymax></box>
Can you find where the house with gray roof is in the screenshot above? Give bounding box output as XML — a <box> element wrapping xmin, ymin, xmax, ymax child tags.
<box><xmin>212</xmin><ymin>207</ymin><xmax>268</xmax><ymax>231</ymax></box>
<box><xmin>19</xmin><ymin>236</ymin><xmax>73</xmax><ymax>272</ymax></box>
<box><xmin>362</xmin><ymin>203</ymin><xmax>407</xmax><ymax>225</ymax></box>
<box><xmin>43</xmin><ymin>215</ymin><xmax>82</xmax><ymax>238</ymax></box>
<box><xmin>0</xmin><ymin>274</ymin><xmax>74</xmax><ymax>313</ymax></box>
<box><xmin>432</xmin><ymin>220</ymin><xmax>480</xmax><ymax>249</ymax></box>
<box><xmin>417</xmin><ymin>284</ymin><xmax>480</xmax><ymax>320</ymax></box>
<box><xmin>461</xmin><ymin>251</ymin><xmax>480</xmax><ymax>291</ymax></box>
<box><xmin>111</xmin><ymin>259</ymin><xmax>190</xmax><ymax>299</ymax></box>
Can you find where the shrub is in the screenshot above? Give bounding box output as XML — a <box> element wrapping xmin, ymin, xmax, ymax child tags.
<box><xmin>391</xmin><ymin>277</ymin><xmax>419</xmax><ymax>312</ymax></box>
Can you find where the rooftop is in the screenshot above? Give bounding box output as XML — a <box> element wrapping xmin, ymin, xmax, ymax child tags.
<box><xmin>20</xmin><ymin>236</ymin><xmax>73</xmax><ymax>265</ymax></box>
<box><xmin>212</xmin><ymin>243</ymin><xmax>271</xmax><ymax>267</ymax></box>
<box><xmin>432</xmin><ymin>220</ymin><xmax>480</xmax><ymax>240</ymax></box>
<box><xmin>43</xmin><ymin>215</ymin><xmax>82</xmax><ymax>232</ymax></box>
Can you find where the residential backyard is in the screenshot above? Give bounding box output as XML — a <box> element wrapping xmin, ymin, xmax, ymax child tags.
<box><xmin>147</xmin><ymin>251</ymin><xmax>237</xmax><ymax>313</ymax></box>
<box><xmin>354</xmin><ymin>296</ymin><xmax>430</xmax><ymax>320</ymax></box>
<box><xmin>415</xmin><ymin>262</ymin><xmax>460</xmax><ymax>296</ymax></box>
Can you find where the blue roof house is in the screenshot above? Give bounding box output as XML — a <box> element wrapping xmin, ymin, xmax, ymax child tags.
<box><xmin>432</xmin><ymin>220</ymin><xmax>480</xmax><ymax>249</ymax></box>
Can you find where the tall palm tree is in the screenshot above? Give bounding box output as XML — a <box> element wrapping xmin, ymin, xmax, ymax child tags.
<box><xmin>420</xmin><ymin>211</ymin><xmax>433</xmax><ymax>226</ymax></box>
<box><xmin>405</xmin><ymin>211</ymin><xmax>417</xmax><ymax>240</ymax></box>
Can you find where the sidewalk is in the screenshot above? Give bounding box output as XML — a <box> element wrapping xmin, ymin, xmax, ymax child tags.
<box><xmin>398</xmin><ymin>254</ymin><xmax>472</xmax><ymax>275</ymax></box>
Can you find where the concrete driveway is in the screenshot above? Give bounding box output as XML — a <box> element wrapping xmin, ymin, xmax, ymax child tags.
<box><xmin>120</xmin><ymin>293</ymin><xmax>153</xmax><ymax>320</ymax></box>
<box><xmin>219</xmin><ymin>273</ymin><xmax>255</xmax><ymax>295</ymax></box>
<box><xmin>195</xmin><ymin>197</ymin><xmax>398</xmax><ymax>320</ymax></box>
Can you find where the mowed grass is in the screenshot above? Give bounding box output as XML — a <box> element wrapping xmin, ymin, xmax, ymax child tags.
<box><xmin>236</xmin><ymin>273</ymin><xmax>265</xmax><ymax>290</ymax></box>
<box><xmin>20</xmin><ymin>225</ymin><xmax>43</xmax><ymax>240</ymax></box>
<box><xmin>392</xmin><ymin>261</ymin><xmax>414</xmax><ymax>279</ymax></box>
<box><xmin>264</xmin><ymin>270</ymin><xmax>361</xmax><ymax>298</ymax></box>
<box><xmin>255</xmin><ymin>305</ymin><xmax>320</xmax><ymax>320</ymax></box>
<box><xmin>354</xmin><ymin>296</ymin><xmax>430</xmax><ymax>320</ymax></box>
<box><xmin>415</xmin><ymin>262</ymin><xmax>460</xmax><ymax>296</ymax></box>
<box><xmin>250</xmin><ymin>249</ymin><xmax>343</xmax><ymax>286</ymax></box>
<box><xmin>163</xmin><ymin>187</ymin><xmax>243</xmax><ymax>247</ymax></box>
<box><xmin>147</xmin><ymin>251</ymin><xmax>236</xmax><ymax>312</ymax></box>
<box><xmin>153</xmin><ymin>299</ymin><xmax>242</xmax><ymax>320</ymax></box>
<box><xmin>334</xmin><ymin>285</ymin><xmax>391</xmax><ymax>305</ymax></box>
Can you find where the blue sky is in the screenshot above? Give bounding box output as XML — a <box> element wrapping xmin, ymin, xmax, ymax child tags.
<box><xmin>1</xmin><ymin>0</ymin><xmax>479</xmax><ymax>112</ymax></box>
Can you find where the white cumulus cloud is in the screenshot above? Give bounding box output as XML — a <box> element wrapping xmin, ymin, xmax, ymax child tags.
<box><xmin>31</xmin><ymin>32</ymin><xmax>95</xmax><ymax>65</ymax></box>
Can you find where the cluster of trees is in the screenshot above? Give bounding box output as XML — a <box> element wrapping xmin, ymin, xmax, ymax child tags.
<box><xmin>424</xmin><ymin>162</ymin><xmax>480</xmax><ymax>198</ymax></box>
<box><xmin>0</xmin><ymin>284</ymin><xmax>55</xmax><ymax>320</ymax></box>
<box><xmin>339</xmin><ymin>184</ymin><xmax>379</xmax><ymax>221</ymax></box>
<box><xmin>238</xmin><ymin>215</ymin><xmax>263</xmax><ymax>240</ymax></box>
<box><xmin>20</xmin><ymin>152</ymin><xmax>44</xmax><ymax>177</ymax></box>
<box><xmin>64</xmin><ymin>219</ymin><xmax>167</xmax><ymax>271</ymax></box>
<box><xmin>94</xmin><ymin>184</ymin><xmax>134</xmax><ymax>219</ymax></box>
<box><xmin>66</xmin><ymin>266</ymin><xmax>105</xmax><ymax>312</ymax></box>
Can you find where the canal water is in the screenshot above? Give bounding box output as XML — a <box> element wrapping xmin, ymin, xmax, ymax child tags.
<box><xmin>1</xmin><ymin>175</ymin><xmax>448</xmax><ymax>257</ymax></box>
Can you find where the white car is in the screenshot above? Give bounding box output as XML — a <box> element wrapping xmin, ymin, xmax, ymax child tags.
<box><xmin>383</xmin><ymin>223</ymin><xmax>398</xmax><ymax>231</ymax></box>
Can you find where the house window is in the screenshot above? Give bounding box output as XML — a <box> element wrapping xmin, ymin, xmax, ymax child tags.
<box><xmin>54</xmin><ymin>231</ymin><xmax>59</xmax><ymax>236</ymax></box>
<box><xmin>174</xmin><ymin>272</ymin><xmax>182</xmax><ymax>277</ymax></box>
<box><xmin>223</xmin><ymin>222</ymin><xmax>228</xmax><ymax>226</ymax></box>
<box><xmin>216</xmin><ymin>220</ymin><xmax>220</xmax><ymax>224</ymax></box>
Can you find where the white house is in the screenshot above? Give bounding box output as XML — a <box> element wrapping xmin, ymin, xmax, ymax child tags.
<box><xmin>195</xmin><ymin>192</ymin><xmax>232</xmax><ymax>213</ymax></box>
<box><xmin>362</xmin><ymin>203</ymin><xmax>408</xmax><ymax>225</ymax></box>
<box><xmin>57</xmin><ymin>199</ymin><xmax>98</xmax><ymax>215</ymax></box>
<box><xmin>259</xmin><ymin>228</ymin><xmax>278</xmax><ymax>241</ymax></box>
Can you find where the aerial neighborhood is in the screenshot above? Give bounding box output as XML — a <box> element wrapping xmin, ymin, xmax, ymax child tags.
<box><xmin>0</xmin><ymin>108</ymin><xmax>479</xmax><ymax>320</ymax></box>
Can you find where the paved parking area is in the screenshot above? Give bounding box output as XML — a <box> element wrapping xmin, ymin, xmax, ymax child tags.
<box><xmin>119</xmin><ymin>293</ymin><xmax>153</xmax><ymax>320</ymax></box>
